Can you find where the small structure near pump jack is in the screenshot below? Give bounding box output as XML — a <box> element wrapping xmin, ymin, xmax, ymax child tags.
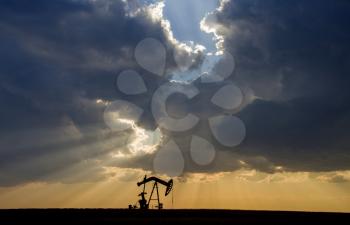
<box><xmin>129</xmin><ymin>175</ymin><xmax>173</xmax><ymax>209</ymax></box>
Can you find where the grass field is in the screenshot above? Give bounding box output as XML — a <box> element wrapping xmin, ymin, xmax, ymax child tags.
<box><xmin>1</xmin><ymin>209</ymin><xmax>349</xmax><ymax>224</ymax></box>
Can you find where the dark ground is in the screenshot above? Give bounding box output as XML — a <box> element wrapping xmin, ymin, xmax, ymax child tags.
<box><xmin>1</xmin><ymin>209</ymin><xmax>350</xmax><ymax>225</ymax></box>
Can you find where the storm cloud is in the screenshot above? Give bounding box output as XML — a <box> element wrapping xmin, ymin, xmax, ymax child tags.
<box><xmin>202</xmin><ymin>0</ymin><xmax>350</xmax><ymax>172</ymax></box>
<box><xmin>1</xmin><ymin>0</ymin><xmax>350</xmax><ymax>186</ymax></box>
<box><xmin>0</xmin><ymin>0</ymin><xmax>191</xmax><ymax>185</ymax></box>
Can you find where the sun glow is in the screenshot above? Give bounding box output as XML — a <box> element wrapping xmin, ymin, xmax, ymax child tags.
<box><xmin>110</xmin><ymin>118</ymin><xmax>163</xmax><ymax>157</ymax></box>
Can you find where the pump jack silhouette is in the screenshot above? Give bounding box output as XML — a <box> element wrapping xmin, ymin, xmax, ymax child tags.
<box><xmin>129</xmin><ymin>175</ymin><xmax>173</xmax><ymax>209</ymax></box>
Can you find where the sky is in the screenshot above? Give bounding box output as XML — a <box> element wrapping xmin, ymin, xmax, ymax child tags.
<box><xmin>1</xmin><ymin>0</ymin><xmax>350</xmax><ymax>211</ymax></box>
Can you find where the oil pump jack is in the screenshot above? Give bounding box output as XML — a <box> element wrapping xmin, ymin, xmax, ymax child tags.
<box><xmin>129</xmin><ymin>175</ymin><xmax>173</xmax><ymax>209</ymax></box>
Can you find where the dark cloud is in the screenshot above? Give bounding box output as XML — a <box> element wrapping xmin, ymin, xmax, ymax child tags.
<box><xmin>0</xmin><ymin>0</ymin><xmax>183</xmax><ymax>186</ymax></box>
<box><xmin>1</xmin><ymin>0</ymin><xmax>350</xmax><ymax>186</ymax></box>
<box><xmin>203</xmin><ymin>0</ymin><xmax>350</xmax><ymax>172</ymax></box>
